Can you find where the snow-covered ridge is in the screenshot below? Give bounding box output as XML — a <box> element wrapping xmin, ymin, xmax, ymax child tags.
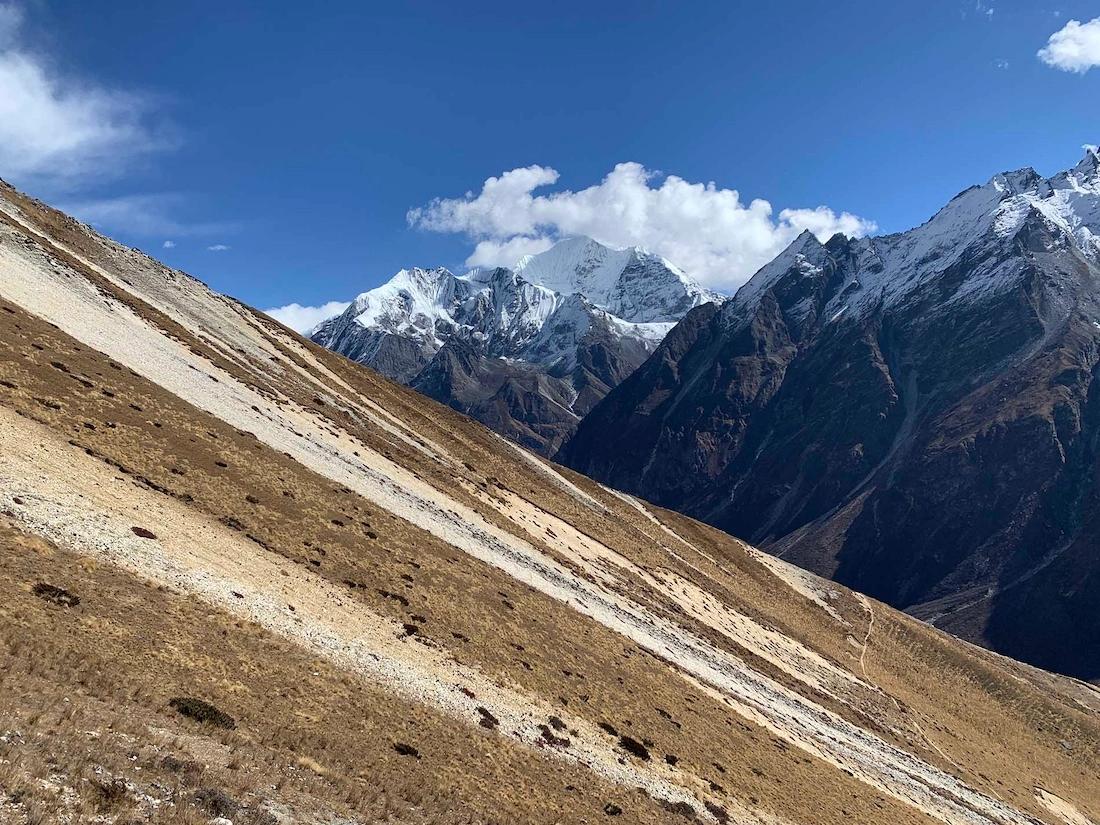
<box><xmin>727</xmin><ymin>147</ymin><xmax>1100</xmax><ymax>325</ymax></box>
<box><xmin>314</xmin><ymin>236</ymin><xmax>719</xmax><ymax>373</ymax></box>
<box><xmin>513</xmin><ymin>236</ymin><xmax>721</xmax><ymax>322</ymax></box>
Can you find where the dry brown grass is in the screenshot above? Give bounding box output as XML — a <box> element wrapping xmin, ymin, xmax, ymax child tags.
<box><xmin>0</xmin><ymin>520</ymin><xmax>695</xmax><ymax>824</ymax></box>
<box><xmin>0</xmin><ymin>294</ymin><xmax>954</xmax><ymax>825</ymax></box>
<box><xmin>0</xmin><ymin>183</ymin><xmax>1099</xmax><ymax>824</ymax></box>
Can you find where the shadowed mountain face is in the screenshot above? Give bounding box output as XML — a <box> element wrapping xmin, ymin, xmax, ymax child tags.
<box><xmin>560</xmin><ymin>149</ymin><xmax>1100</xmax><ymax>680</ymax></box>
<box><xmin>3</xmin><ymin>177</ymin><xmax>1100</xmax><ymax>824</ymax></box>
<box><xmin>311</xmin><ymin>238</ymin><xmax>719</xmax><ymax>455</ymax></box>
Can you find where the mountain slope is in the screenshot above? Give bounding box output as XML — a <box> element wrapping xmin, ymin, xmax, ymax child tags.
<box><xmin>560</xmin><ymin>147</ymin><xmax>1100</xmax><ymax>682</ymax></box>
<box><xmin>311</xmin><ymin>238</ymin><xmax>718</xmax><ymax>454</ymax></box>
<box><xmin>1</xmin><ymin>179</ymin><xmax>1099</xmax><ymax>824</ymax></box>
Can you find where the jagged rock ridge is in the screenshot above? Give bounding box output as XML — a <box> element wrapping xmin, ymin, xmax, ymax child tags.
<box><xmin>560</xmin><ymin>147</ymin><xmax>1100</xmax><ymax>680</ymax></box>
<box><xmin>311</xmin><ymin>237</ymin><xmax>720</xmax><ymax>454</ymax></box>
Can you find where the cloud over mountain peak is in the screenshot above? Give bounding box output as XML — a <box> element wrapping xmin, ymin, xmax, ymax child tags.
<box><xmin>409</xmin><ymin>162</ymin><xmax>875</xmax><ymax>292</ymax></box>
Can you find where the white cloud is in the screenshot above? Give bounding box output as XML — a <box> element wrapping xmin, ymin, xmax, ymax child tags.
<box><xmin>162</xmin><ymin>240</ymin><xmax>175</xmax><ymax>249</ymax></box>
<box><xmin>0</xmin><ymin>2</ymin><xmax>165</xmax><ymax>187</ymax></box>
<box><xmin>1038</xmin><ymin>17</ymin><xmax>1100</xmax><ymax>73</ymax></box>
<box><xmin>263</xmin><ymin>301</ymin><xmax>350</xmax><ymax>334</ymax></box>
<box><xmin>409</xmin><ymin>163</ymin><xmax>876</xmax><ymax>291</ymax></box>
<box><xmin>466</xmin><ymin>235</ymin><xmax>554</xmax><ymax>269</ymax></box>
<box><xmin>778</xmin><ymin>206</ymin><xmax>873</xmax><ymax>241</ymax></box>
<box><xmin>207</xmin><ymin>243</ymin><xmax>230</xmax><ymax>252</ymax></box>
<box><xmin>994</xmin><ymin>58</ymin><xmax>1010</xmax><ymax>70</ymax></box>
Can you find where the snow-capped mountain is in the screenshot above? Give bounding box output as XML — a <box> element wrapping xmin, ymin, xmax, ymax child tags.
<box><xmin>312</xmin><ymin>237</ymin><xmax>719</xmax><ymax>454</ymax></box>
<box><xmin>561</xmin><ymin>146</ymin><xmax>1100</xmax><ymax>680</ymax></box>
<box><xmin>731</xmin><ymin>146</ymin><xmax>1100</xmax><ymax>327</ymax></box>
<box><xmin>513</xmin><ymin>236</ymin><xmax>717</xmax><ymax>323</ymax></box>
<box><xmin>4</xmin><ymin>176</ymin><xmax>1096</xmax><ymax>825</ymax></box>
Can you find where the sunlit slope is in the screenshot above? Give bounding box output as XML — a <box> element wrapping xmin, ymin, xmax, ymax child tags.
<box><xmin>1</xmin><ymin>180</ymin><xmax>1098</xmax><ymax>825</ymax></box>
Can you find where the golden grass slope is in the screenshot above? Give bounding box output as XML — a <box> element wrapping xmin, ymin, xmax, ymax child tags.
<box><xmin>0</xmin><ymin>178</ymin><xmax>1098</xmax><ymax>824</ymax></box>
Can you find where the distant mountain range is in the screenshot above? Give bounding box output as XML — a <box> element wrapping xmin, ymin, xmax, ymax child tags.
<box><xmin>3</xmin><ymin>175</ymin><xmax>1098</xmax><ymax>825</ymax></box>
<box><xmin>310</xmin><ymin>237</ymin><xmax>720</xmax><ymax>454</ymax></box>
<box><xmin>561</xmin><ymin>146</ymin><xmax>1100</xmax><ymax>680</ymax></box>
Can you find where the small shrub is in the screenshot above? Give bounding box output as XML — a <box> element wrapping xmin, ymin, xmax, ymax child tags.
<box><xmin>538</xmin><ymin>725</ymin><xmax>570</xmax><ymax>748</ymax></box>
<box><xmin>32</xmin><ymin>582</ymin><xmax>80</xmax><ymax>607</ymax></box>
<box><xmin>91</xmin><ymin>777</ymin><xmax>129</xmax><ymax>811</ymax></box>
<box><xmin>193</xmin><ymin>787</ymin><xmax>239</xmax><ymax>818</ymax></box>
<box><xmin>169</xmin><ymin>697</ymin><xmax>236</xmax><ymax>730</ymax></box>
<box><xmin>660</xmin><ymin>799</ymin><xmax>698</xmax><ymax>821</ymax></box>
<box><xmin>377</xmin><ymin>589</ymin><xmax>409</xmax><ymax>607</ymax></box>
<box><xmin>476</xmin><ymin>707</ymin><xmax>499</xmax><ymax>730</ymax></box>
<box><xmin>618</xmin><ymin>735</ymin><xmax>650</xmax><ymax>761</ymax></box>
<box><xmin>704</xmin><ymin>801</ymin><xmax>730</xmax><ymax>824</ymax></box>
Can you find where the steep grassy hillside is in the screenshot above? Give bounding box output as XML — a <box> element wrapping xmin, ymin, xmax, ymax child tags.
<box><xmin>1</xmin><ymin>180</ymin><xmax>1098</xmax><ymax>824</ymax></box>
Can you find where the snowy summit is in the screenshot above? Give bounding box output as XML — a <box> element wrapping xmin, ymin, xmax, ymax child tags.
<box><xmin>310</xmin><ymin>237</ymin><xmax>721</xmax><ymax>454</ymax></box>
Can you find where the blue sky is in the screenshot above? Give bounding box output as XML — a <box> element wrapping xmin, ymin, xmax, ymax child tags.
<box><xmin>2</xmin><ymin>1</ymin><xmax>1098</xmax><ymax>330</ymax></box>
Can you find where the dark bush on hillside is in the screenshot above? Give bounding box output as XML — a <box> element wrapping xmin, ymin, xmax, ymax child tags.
<box><xmin>169</xmin><ymin>696</ymin><xmax>236</xmax><ymax>729</ymax></box>
<box><xmin>705</xmin><ymin>801</ymin><xmax>730</xmax><ymax>823</ymax></box>
<box><xmin>618</xmin><ymin>735</ymin><xmax>650</xmax><ymax>760</ymax></box>
<box><xmin>660</xmin><ymin>799</ymin><xmax>698</xmax><ymax>821</ymax></box>
<box><xmin>91</xmin><ymin>777</ymin><xmax>129</xmax><ymax>812</ymax></box>
<box><xmin>477</xmin><ymin>706</ymin><xmax>499</xmax><ymax>729</ymax></box>
<box><xmin>193</xmin><ymin>787</ymin><xmax>239</xmax><ymax>818</ymax></box>
<box><xmin>33</xmin><ymin>582</ymin><xmax>80</xmax><ymax>607</ymax></box>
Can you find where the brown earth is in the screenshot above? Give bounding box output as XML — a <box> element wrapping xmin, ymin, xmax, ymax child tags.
<box><xmin>0</xmin><ymin>179</ymin><xmax>1098</xmax><ymax>824</ymax></box>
